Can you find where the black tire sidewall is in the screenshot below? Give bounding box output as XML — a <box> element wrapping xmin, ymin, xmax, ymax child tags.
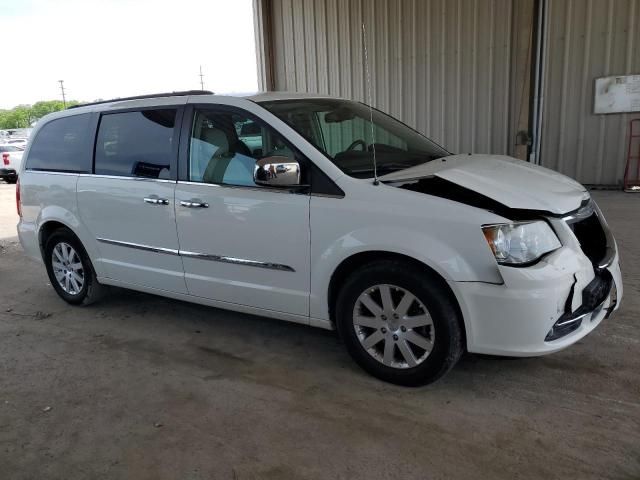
<box><xmin>44</xmin><ymin>230</ymin><xmax>93</xmax><ymax>305</ymax></box>
<box><xmin>336</xmin><ymin>261</ymin><xmax>463</xmax><ymax>386</ymax></box>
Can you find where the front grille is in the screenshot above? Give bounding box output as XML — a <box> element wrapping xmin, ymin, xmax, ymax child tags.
<box><xmin>545</xmin><ymin>201</ymin><xmax>615</xmax><ymax>342</ymax></box>
<box><xmin>567</xmin><ymin>209</ymin><xmax>608</xmax><ymax>266</ymax></box>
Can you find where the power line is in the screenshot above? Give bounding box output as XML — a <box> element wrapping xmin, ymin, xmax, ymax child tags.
<box><xmin>58</xmin><ymin>80</ymin><xmax>67</xmax><ymax>108</ymax></box>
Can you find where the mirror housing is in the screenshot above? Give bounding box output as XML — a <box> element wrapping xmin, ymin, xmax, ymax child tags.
<box><xmin>254</xmin><ymin>156</ymin><xmax>301</xmax><ymax>187</ymax></box>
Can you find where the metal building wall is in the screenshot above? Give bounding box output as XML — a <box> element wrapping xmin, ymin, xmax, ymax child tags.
<box><xmin>540</xmin><ymin>0</ymin><xmax>640</xmax><ymax>185</ymax></box>
<box><xmin>258</xmin><ymin>0</ymin><xmax>532</xmax><ymax>158</ymax></box>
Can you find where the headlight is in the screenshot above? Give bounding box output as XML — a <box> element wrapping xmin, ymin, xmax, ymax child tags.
<box><xmin>482</xmin><ymin>221</ymin><xmax>561</xmax><ymax>265</ymax></box>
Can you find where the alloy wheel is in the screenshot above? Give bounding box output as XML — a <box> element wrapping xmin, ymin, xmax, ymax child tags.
<box><xmin>51</xmin><ymin>242</ymin><xmax>85</xmax><ymax>295</ymax></box>
<box><xmin>353</xmin><ymin>284</ymin><xmax>435</xmax><ymax>369</ymax></box>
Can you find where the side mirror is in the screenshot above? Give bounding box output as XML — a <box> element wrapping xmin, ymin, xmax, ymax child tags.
<box><xmin>254</xmin><ymin>156</ymin><xmax>301</xmax><ymax>187</ymax></box>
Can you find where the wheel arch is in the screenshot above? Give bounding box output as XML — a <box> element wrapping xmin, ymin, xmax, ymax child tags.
<box><xmin>38</xmin><ymin>220</ymin><xmax>82</xmax><ymax>259</ymax></box>
<box><xmin>327</xmin><ymin>251</ymin><xmax>467</xmax><ymax>350</ymax></box>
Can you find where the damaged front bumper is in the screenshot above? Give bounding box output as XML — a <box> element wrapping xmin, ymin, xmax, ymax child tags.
<box><xmin>453</xmin><ymin>201</ymin><xmax>623</xmax><ymax>357</ymax></box>
<box><xmin>544</xmin><ymin>268</ymin><xmax>616</xmax><ymax>341</ymax></box>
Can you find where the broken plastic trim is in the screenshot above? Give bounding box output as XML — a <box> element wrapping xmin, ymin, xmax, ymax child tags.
<box><xmin>545</xmin><ymin>270</ymin><xmax>613</xmax><ymax>341</ymax></box>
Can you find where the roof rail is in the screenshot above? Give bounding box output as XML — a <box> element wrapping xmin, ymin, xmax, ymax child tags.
<box><xmin>68</xmin><ymin>90</ymin><xmax>214</xmax><ymax>109</ymax></box>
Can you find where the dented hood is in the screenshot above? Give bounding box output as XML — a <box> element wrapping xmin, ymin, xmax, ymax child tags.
<box><xmin>379</xmin><ymin>154</ymin><xmax>588</xmax><ymax>215</ymax></box>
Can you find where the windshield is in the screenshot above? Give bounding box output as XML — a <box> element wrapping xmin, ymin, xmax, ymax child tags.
<box><xmin>259</xmin><ymin>99</ymin><xmax>449</xmax><ymax>178</ymax></box>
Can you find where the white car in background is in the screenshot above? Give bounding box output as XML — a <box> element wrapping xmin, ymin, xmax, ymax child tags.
<box><xmin>0</xmin><ymin>144</ymin><xmax>23</xmax><ymax>183</ymax></box>
<box><xmin>15</xmin><ymin>91</ymin><xmax>623</xmax><ymax>386</ymax></box>
<box><xmin>4</xmin><ymin>139</ymin><xmax>28</xmax><ymax>150</ymax></box>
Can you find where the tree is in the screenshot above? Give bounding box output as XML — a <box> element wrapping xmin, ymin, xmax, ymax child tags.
<box><xmin>29</xmin><ymin>100</ymin><xmax>66</xmax><ymax>120</ymax></box>
<box><xmin>0</xmin><ymin>100</ymin><xmax>80</xmax><ymax>129</ymax></box>
<box><xmin>0</xmin><ymin>106</ymin><xmax>31</xmax><ymax>129</ymax></box>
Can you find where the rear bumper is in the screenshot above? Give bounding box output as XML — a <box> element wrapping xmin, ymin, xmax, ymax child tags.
<box><xmin>17</xmin><ymin>219</ymin><xmax>41</xmax><ymax>262</ymax></box>
<box><xmin>455</xmin><ymin>246</ymin><xmax>622</xmax><ymax>357</ymax></box>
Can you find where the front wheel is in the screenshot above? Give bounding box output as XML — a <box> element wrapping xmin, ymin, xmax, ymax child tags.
<box><xmin>336</xmin><ymin>260</ymin><xmax>464</xmax><ymax>386</ymax></box>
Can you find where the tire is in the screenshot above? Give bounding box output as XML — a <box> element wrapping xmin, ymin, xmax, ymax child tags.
<box><xmin>5</xmin><ymin>177</ymin><xmax>17</xmax><ymax>184</ymax></box>
<box><xmin>336</xmin><ymin>260</ymin><xmax>464</xmax><ymax>386</ymax></box>
<box><xmin>43</xmin><ymin>229</ymin><xmax>106</xmax><ymax>305</ymax></box>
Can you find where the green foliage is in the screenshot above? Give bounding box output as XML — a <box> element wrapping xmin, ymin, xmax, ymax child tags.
<box><xmin>0</xmin><ymin>100</ymin><xmax>80</xmax><ymax>129</ymax></box>
<box><xmin>29</xmin><ymin>100</ymin><xmax>66</xmax><ymax>120</ymax></box>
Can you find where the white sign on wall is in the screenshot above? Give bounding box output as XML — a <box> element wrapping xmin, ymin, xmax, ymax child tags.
<box><xmin>594</xmin><ymin>75</ymin><xmax>640</xmax><ymax>114</ymax></box>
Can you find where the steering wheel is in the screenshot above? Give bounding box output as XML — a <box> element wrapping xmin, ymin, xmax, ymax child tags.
<box><xmin>346</xmin><ymin>139</ymin><xmax>367</xmax><ymax>151</ymax></box>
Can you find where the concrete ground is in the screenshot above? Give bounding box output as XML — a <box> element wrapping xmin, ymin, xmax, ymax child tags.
<box><xmin>0</xmin><ymin>182</ymin><xmax>638</xmax><ymax>479</ymax></box>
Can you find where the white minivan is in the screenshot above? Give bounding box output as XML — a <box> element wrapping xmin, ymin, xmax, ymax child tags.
<box><xmin>17</xmin><ymin>91</ymin><xmax>622</xmax><ymax>385</ymax></box>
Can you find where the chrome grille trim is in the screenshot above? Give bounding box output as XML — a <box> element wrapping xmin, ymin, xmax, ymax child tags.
<box><xmin>562</xmin><ymin>200</ymin><xmax>616</xmax><ymax>270</ymax></box>
<box><xmin>562</xmin><ymin>202</ymin><xmax>595</xmax><ymax>223</ymax></box>
<box><xmin>593</xmin><ymin>203</ymin><xmax>617</xmax><ymax>269</ymax></box>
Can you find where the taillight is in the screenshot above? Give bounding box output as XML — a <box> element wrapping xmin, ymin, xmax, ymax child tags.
<box><xmin>2</xmin><ymin>153</ymin><xmax>8</xmax><ymax>165</ymax></box>
<box><xmin>16</xmin><ymin>177</ymin><xmax>22</xmax><ymax>217</ymax></box>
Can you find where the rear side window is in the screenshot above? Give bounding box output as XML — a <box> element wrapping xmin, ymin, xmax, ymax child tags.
<box><xmin>94</xmin><ymin>109</ymin><xmax>176</xmax><ymax>179</ymax></box>
<box><xmin>26</xmin><ymin>114</ymin><xmax>92</xmax><ymax>172</ymax></box>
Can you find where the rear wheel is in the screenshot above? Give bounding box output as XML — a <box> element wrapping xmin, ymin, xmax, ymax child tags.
<box><xmin>336</xmin><ymin>260</ymin><xmax>464</xmax><ymax>386</ymax></box>
<box><xmin>4</xmin><ymin>177</ymin><xmax>17</xmax><ymax>184</ymax></box>
<box><xmin>43</xmin><ymin>229</ymin><xmax>105</xmax><ymax>305</ymax></box>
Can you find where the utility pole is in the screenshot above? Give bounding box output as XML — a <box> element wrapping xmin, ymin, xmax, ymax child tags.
<box><xmin>58</xmin><ymin>80</ymin><xmax>67</xmax><ymax>108</ymax></box>
<box><xmin>199</xmin><ymin>66</ymin><xmax>205</xmax><ymax>91</ymax></box>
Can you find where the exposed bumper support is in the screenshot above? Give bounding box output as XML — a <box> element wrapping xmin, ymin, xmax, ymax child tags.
<box><xmin>545</xmin><ymin>270</ymin><xmax>613</xmax><ymax>341</ymax></box>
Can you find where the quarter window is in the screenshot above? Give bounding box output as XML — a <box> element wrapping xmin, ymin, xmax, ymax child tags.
<box><xmin>25</xmin><ymin>113</ymin><xmax>92</xmax><ymax>173</ymax></box>
<box><xmin>189</xmin><ymin>109</ymin><xmax>295</xmax><ymax>186</ymax></box>
<box><xmin>95</xmin><ymin>109</ymin><xmax>176</xmax><ymax>179</ymax></box>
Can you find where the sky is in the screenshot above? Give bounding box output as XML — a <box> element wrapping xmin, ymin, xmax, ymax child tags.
<box><xmin>0</xmin><ymin>0</ymin><xmax>259</xmax><ymax>109</ymax></box>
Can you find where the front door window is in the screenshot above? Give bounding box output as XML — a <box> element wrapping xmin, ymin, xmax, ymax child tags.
<box><xmin>189</xmin><ymin>109</ymin><xmax>297</xmax><ymax>187</ymax></box>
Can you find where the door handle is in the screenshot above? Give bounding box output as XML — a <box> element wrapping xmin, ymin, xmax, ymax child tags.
<box><xmin>144</xmin><ymin>197</ymin><xmax>169</xmax><ymax>205</ymax></box>
<box><xmin>180</xmin><ymin>200</ymin><xmax>209</xmax><ymax>208</ymax></box>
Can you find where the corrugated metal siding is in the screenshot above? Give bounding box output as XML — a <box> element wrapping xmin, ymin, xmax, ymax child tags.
<box><xmin>265</xmin><ymin>0</ymin><xmax>523</xmax><ymax>156</ymax></box>
<box><xmin>541</xmin><ymin>0</ymin><xmax>640</xmax><ymax>185</ymax></box>
<box><xmin>253</xmin><ymin>0</ymin><xmax>274</xmax><ymax>91</ymax></box>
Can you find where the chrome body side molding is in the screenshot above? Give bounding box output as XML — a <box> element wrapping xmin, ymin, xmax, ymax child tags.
<box><xmin>96</xmin><ymin>238</ymin><xmax>295</xmax><ymax>272</ymax></box>
<box><xmin>97</xmin><ymin>238</ymin><xmax>180</xmax><ymax>256</ymax></box>
<box><xmin>179</xmin><ymin>250</ymin><xmax>295</xmax><ymax>272</ymax></box>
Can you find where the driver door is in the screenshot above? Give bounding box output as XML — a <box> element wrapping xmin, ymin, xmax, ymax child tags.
<box><xmin>174</xmin><ymin>106</ymin><xmax>311</xmax><ymax>317</ymax></box>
